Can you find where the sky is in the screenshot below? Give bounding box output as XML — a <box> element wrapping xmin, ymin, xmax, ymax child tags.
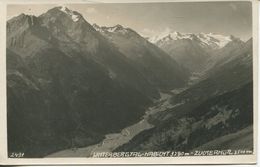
<box><xmin>7</xmin><ymin>1</ymin><xmax>252</xmax><ymax>40</ymax></box>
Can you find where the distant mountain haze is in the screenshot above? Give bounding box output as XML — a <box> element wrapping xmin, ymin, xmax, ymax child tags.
<box><xmin>149</xmin><ymin>31</ymin><xmax>246</xmax><ymax>73</ymax></box>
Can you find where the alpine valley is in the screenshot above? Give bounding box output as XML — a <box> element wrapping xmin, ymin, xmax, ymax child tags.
<box><xmin>7</xmin><ymin>6</ymin><xmax>253</xmax><ymax>157</ymax></box>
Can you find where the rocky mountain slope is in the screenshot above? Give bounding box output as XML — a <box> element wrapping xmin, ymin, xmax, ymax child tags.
<box><xmin>93</xmin><ymin>24</ymin><xmax>189</xmax><ymax>90</ymax></box>
<box><xmin>7</xmin><ymin>7</ymin><xmax>188</xmax><ymax>157</ymax></box>
<box><xmin>7</xmin><ymin>6</ymin><xmax>253</xmax><ymax>158</ymax></box>
<box><xmin>149</xmin><ymin>31</ymin><xmax>246</xmax><ymax>73</ymax></box>
<box><xmin>116</xmin><ymin>82</ymin><xmax>253</xmax><ymax>152</ymax></box>
<box><xmin>115</xmin><ymin>38</ymin><xmax>253</xmax><ymax>153</ymax></box>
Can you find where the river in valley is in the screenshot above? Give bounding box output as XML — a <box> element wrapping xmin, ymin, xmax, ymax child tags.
<box><xmin>47</xmin><ymin>92</ymin><xmax>177</xmax><ymax>157</ymax></box>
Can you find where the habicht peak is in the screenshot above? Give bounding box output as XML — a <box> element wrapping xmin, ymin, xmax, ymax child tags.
<box><xmin>57</xmin><ymin>5</ymin><xmax>82</xmax><ymax>22</ymax></box>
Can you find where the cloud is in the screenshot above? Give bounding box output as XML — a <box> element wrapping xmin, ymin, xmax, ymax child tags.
<box><xmin>86</xmin><ymin>7</ymin><xmax>97</xmax><ymax>14</ymax></box>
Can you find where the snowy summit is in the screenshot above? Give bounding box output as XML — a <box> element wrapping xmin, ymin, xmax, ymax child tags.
<box><xmin>93</xmin><ymin>24</ymin><xmax>129</xmax><ymax>34</ymax></box>
<box><xmin>59</xmin><ymin>6</ymin><xmax>81</xmax><ymax>22</ymax></box>
<box><xmin>149</xmin><ymin>31</ymin><xmax>238</xmax><ymax>49</ymax></box>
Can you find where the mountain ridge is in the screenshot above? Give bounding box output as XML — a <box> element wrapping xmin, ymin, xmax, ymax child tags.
<box><xmin>149</xmin><ymin>31</ymin><xmax>244</xmax><ymax>50</ymax></box>
<box><xmin>147</xmin><ymin>30</ymin><xmax>247</xmax><ymax>73</ymax></box>
<box><xmin>93</xmin><ymin>23</ymin><xmax>190</xmax><ymax>90</ymax></box>
<box><xmin>6</xmin><ymin>6</ymin><xmax>253</xmax><ymax>158</ymax></box>
<box><xmin>7</xmin><ymin>6</ymin><xmax>190</xmax><ymax>157</ymax></box>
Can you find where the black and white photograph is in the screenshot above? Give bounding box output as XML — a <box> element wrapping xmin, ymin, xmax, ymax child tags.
<box><xmin>0</xmin><ymin>0</ymin><xmax>258</xmax><ymax>165</ymax></box>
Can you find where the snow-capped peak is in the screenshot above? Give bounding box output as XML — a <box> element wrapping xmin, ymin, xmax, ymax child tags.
<box><xmin>149</xmin><ymin>31</ymin><xmax>239</xmax><ymax>49</ymax></box>
<box><xmin>92</xmin><ymin>23</ymin><xmax>100</xmax><ymax>31</ymax></box>
<box><xmin>198</xmin><ymin>33</ymin><xmax>233</xmax><ymax>48</ymax></box>
<box><xmin>93</xmin><ymin>24</ymin><xmax>129</xmax><ymax>34</ymax></box>
<box><xmin>59</xmin><ymin>6</ymin><xmax>81</xmax><ymax>22</ymax></box>
<box><xmin>170</xmin><ymin>32</ymin><xmax>197</xmax><ymax>40</ymax></box>
<box><xmin>60</xmin><ymin>6</ymin><xmax>68</xmax><ymax>12</ymax></box>
<box><xmin>150</xmin><ymin>31</ymin><xmax>196</xmax><ymax>43</ymax></box>
<box><xmin>107</xmin><ymin>24</ymin><xmax>125</xmax><ymax>32</ymax></box>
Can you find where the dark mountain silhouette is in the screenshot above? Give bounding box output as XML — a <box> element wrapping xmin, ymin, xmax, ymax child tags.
<box><xmin>7</xmin><ymin>6</ymin><xmax>189</xmax><ymax>157</ymax></box>
<box><xmin>93</xmin><ymin>24</ymin><xmax>190</xmax><ymax>90</ymax></box>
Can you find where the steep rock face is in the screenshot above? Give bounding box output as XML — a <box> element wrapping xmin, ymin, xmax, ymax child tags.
<box><xmin>7</xmin><ymin>7</ymin><xmax>159</xmax><ymax>99</ymax></box>
<box><xmin>39</xmin><ymin>7</ymin><xmax>99</xmax><ymax>54</ymax></box>
<box><xmin>7</xmin><ymin>6</ymin><xmax>189</xmax><ymax>157</ymax></box>
<box><xmin>7</xmin><ymin>14</ymin><xmax>51</xmax><ymax>58</ymax></box>
<box><xmin>93</xmin><ymin>24</ymin><xmax>190</xmax><ymax>90</ymax></box>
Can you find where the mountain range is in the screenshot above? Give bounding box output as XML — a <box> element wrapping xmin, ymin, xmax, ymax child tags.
<box><xmin>149</xmin><ymin>31</ymin><xmax>239</xmax><ymax>49</ymax></box>
<box><xmin>7</xmin><ymin>6</ymin><xmax>188</xmax><ymax>157</ymax></box>
<box><xmin>6</xmin><ymin>6</ymin><xmax>253</xmax><ymax>157</ymax></box>
<box><xmin>93</xmin><ymin>24</ymin><xmax>189</xmax><ymax>90</ymax></box>
<box><xmin>149</xmin><ymin>31</ymin><xmax>246</xmax><ymax>73</ymax></box>
<box><xmin>116</xmin><ymin>37</ymin><xmax>253</xmax><ymax>153</ymax></box>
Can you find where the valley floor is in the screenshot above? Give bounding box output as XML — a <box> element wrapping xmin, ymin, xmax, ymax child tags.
<box><xmin>46</xmin><ymin>71</ymin><xmax>253</xmax><ymax>158</ymax></box>
<box><xmin>46</xmin><ymin>92</ymin><xmax>175</xmax><ymax>157</ymax></box>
